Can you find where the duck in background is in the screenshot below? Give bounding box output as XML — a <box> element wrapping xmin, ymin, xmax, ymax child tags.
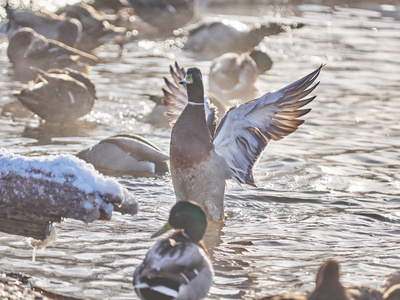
<box><xmin>261</xmin><ymin>260</ymin><xmax>400</xmax><ymax>300</ymax></box>
<box><xmin>133</xmin><ymin>200</ymin><xmax>213</xmax><ymax>300</ymax></box>
<box><xmin>124</xmin><ymin>0</ymin><xmax>198</xmax><ymax>37</ymax></box>
<box><xmin>183</xmin><ymin>18</ymin><xmax>303</xmax><ymax>59</ymax></box>
<box><xmin>56</xmin><ymin>3</ymin><xmax>126</xmax><ymax>53</ymax></box>
<box><xmin>91</xmin><ymin>0</ymin><xmax>127</xmax><ymax>13</ymax></box>
<box><xmin>382</xmin><ymin>271</ymin><xmax>400</xmax><ymax>300</ymax></box>
<box><xmin>13</xmin><ymin>67</ymin><xmax>97</xmax><ymax>124</ymax></box>
<box><xmin>169</xmin><ymin>66</ymin><xmax>321</xmax><ymax>222</ymax></box>
<box><xmin>209</xmin><ymin>48</ymin><xmax>273</xmax><ymax>102</ymax></box>
<box><xmin>1</xmin><ymin>3</ymin><xmax>81</xmax><ymax>47</ymax></box>
<box><xmin>308</xmin><ymin>260</ymin><xmax>354</xmax><ymax>300</ymax></box>
<box><xmin>76</xmin><ymin>133</ymin><xmax>169</xmax><ymax>177</ymax></box>
<box><xmin>308</xmin><ymin>260</ymin><xmax>400</xmax><ymax>300</ymax></box>
<box><xmin>6</xmin><ymin>27</ymin><xmax>98</xmax><ymax>82</ymax></box>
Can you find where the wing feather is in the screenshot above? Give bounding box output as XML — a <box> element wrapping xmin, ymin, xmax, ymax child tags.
<box><xmin>213</xmin><ymin>65</ymin><xmax>323</xmax><ymax>186</ymax></box>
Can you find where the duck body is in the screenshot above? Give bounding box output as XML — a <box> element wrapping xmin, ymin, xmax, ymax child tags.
<box><xmin>170</xmin><ymin>104</ymin><xmax>230</xmax><ymax>220</ymax></box>
<box><xmin>347</xmin><ymin>286</ymin><xmax>382</xmax><ymax>300</ymax></box>
<box><xmin>56</xmin><ymin>3</ymin><xmax>125</xmax><ymax>52</ymax></box>
<box><xmin>209</xmin><ymin>52</ymin><xmax>258</xmax><ymax>102</ymax></box>
<box><xmin>13</xmin><ymin>68</ymin><xmax>96</xmax><ymax>123</ymax></box>
<box><xmin>169</xmin><ymin>66</ymin><xmax>321</xmax><ymax>221</ymax></box>
<box><xmin>125</xmin><ymin>0</ymin><xmax>197</xmax><ymax>36</ymax></box>
<box><xmin>209</xmin><ymin>49</ymin><xmax>273</xmax><ymax>102</ymax></box>
<box><xmin>134</xmin><ymin>201</ymin><xmax>213</xmax><ymax>300</ymax></box>
<box><xmin>184</xmin><ymin>18</ymin><xmax>301</xmax><ymax>59</ymax></box>
<box><xmin>2</xmin><ymin>4</ymin><xmax>81</xmax><ymax>47</ymax></box>
<box><xmin>7</xmin><ymin>28</ymin><xmax>97</xmax><ymax>81</ymax></box>
<box><xmin>77</xmin><ymin>134</ymin><xmax>169</xmax><ymax>177</ymax></box>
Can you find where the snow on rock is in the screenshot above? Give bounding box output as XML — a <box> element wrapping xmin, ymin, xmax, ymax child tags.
<box><xmin>0</xmin><ymin>149</ymin><xmax>138</xmax><ymax>223</ymax></box>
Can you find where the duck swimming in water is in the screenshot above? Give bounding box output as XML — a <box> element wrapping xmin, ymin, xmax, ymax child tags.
<box><xmin>13</xmin><ymin>67</ymin><xmax>96</xmax><ymax>124</ymax></box>
<box><xmin>7</xmin><ymin>27</ymin><xmax>97</xmax><ymax>81</ymax></box>
<box><xmin>2</xmin><ymin>3</ymin><xmax>82</xmax><ymax>47</ymax></box>
<box><xmin>133</xmin><ymin>200</ymin><xmax>213</xmax><ymax>300</ymax></box>
<box><xmin>183</xmin><ymin>18</ymin><xmax>303</xmax><ymax>59</ymax></box>
<box><xmin>125</xmin><ymin>0</ymin><xmax>198</xmax><ymax>36</ymax></box>
<box><xmin>169</xmin><ymin>65</ymin><xmax>322</xmax><ymax>222</ymax></box>
<box><xmin>208</xmin><ymin>49</ymin><xmax>273</xmax><ymax>102</ymax></box>
<box><xmin>77</xmin><ymin>133</ymin><xmax>169</xmax><ymax>177</ymax></box>
<box><xmin>56</xmin><ymin>3</ymin><xmax>125</xmax><ymax>52</ymax></box>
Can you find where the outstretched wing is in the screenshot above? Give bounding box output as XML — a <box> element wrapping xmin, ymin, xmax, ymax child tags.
<box><xmin>213</xmin><ymin>65</ymin><xmax>323</xmax><ymax>186</ymax></box>
<box><xmin>162</xmin><ymin>62</ymin><xmax>219</xmax><ymax>136</ymax></box>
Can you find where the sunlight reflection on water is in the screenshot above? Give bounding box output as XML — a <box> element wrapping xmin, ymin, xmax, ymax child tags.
<box><xmin>0</xmin><ymin>1</ymin><xmax>400</xmax><ymax>299</ymax></box>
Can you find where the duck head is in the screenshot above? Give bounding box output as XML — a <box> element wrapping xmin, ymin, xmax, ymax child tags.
<box><xmin>151</xmin><ymin>200</ymin><xmax>207</xmax><ymax>243</ymax></box>
<box><xmin>180</xmin><ymin>67</ymin><xmax>205</xmax><ymax>104</ymax></box>
<box><xmin>315</xmin><ymin>260</ymin><xmax>341</xmax><ymax>288</ymax></box>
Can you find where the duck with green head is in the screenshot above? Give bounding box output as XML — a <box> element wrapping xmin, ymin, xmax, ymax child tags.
<box><xmin>169</xmin><ymin>65</ymin><xmax>322</xmax><ymax>222</ymax></box>
<box><xmin>133</xmin><ymin>201</ymin><xmax>213</xmax><ymax>300</ymax></box>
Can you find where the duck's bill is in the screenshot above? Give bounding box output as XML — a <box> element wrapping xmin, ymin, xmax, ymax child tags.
<box><xmin>151</xmin><ymin>222</ymin><xmax>172</xmax><ymax>238</ymax></box>
<box><xmin>179</xmin><ymin>73</ymin><xmax>192</xmax><ymax>84</ymax></box>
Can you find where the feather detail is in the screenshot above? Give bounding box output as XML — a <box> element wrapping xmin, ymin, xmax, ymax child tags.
<box><xmin>213</xmin><ymin>65</ymin><xmax>323</xmax><ymax>186</ymax></box>
<box><xmin>133</xmin><ymin>234</ymin><xmax>213</xmax><ymax>300</ymax></box>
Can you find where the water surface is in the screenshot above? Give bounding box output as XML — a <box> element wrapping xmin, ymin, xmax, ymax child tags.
<box><xmin>0</xmin><ymin>1</ymin><xmax>399</xmax><ymax>299</ymax></box>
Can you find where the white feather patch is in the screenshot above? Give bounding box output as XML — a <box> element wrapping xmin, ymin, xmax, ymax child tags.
<box><xmin>67</xmin><ymin>91</ymin><xmax>75</xmax><ymax>104</ymax></box>
<box><xmin>151</xmin><ymin>285</ymin><xmax>179</xmax><ymax>297</ymax></box>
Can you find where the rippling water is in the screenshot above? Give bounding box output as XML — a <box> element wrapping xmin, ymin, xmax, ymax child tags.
<box><xmin>1</xmin><ymin>1</ymin><xmax>400</xmax><ymax>299</ymax></box>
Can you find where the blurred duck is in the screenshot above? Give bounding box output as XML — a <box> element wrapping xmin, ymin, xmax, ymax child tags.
<box><xmin>91</xmin><ymin>0</ymin><xmax>127</xmax><ymax>12</ymax></box>
<box><xmin>262</xmin><ymin>261</ymin><xmax>400</xmax><ymax>300</ymax></box>
<box><xmin>124</xmin><ymin>0</ymin><xmax>198</xmax><ymax>36</ymax></box>
<box><xmin>183</xmin><ymin>18</ymin><xmax>303</xmax><ymax>59</ymax></box>
<box><xmin>308</xmin><ymin>260</ymin><xmax>400</xmax><ymax>300</ymax></box>
<box><xmin>133</xmin><ymin>201</ymin><xmax>213</xmax><ymax>300</ymax></box>
<box><xmin>13</xmin><ymin>68</ymin><xmax>96</xmax><ymax>124</ymax></box>
<box><xmin>169</xmin><ymin>66</ymin><xmax>321</xmax><ymax>221</ymax></box>
<box><xmin>7</xmin><ymin>27</ymin><xmax>98</xmax><ymax>82</ymax></box>
<box><xmin>56</xmin><ymin>3</ymin><xmax>126</xmax><ymax>52</ymax></box>
<box><xmin>382</xmin><ymin>271</ymin><xmax>400</xmax><ymax>300</ymax></box>
<box><xmin>209</xmin><ymin>49</ymin><xmax>273</xmax><ymax>102</ymax></box>
<box><xmin>1</xmin><ymin>3</ymin><xmax>81</xmax><ymax>47</ymax></box>
<box><xmin>76</xmin><ymin>133</ymin><xmax>169</xmax><ymax>177</ymax></box>
<box><xmin>347</xmin><ymin>286</ymin><xmax>382</xmax><ymax>300</ymax></box>
<box><xmin>308</xmin><ymin>260</ymin><xmax>354</xmax><ymax>300</ymax></box>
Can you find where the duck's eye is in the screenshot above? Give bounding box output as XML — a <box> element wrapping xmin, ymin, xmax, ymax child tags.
<box><xmin>185</xmin><ymin>74</ymin><xmax>193</xmax><ymax>84</ymax></box>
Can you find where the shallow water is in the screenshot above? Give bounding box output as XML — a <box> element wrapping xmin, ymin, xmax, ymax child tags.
<box><xmin>1</xmin><ymin>1</ymin><xmax>400</xmax><ymax>299</ymax></box>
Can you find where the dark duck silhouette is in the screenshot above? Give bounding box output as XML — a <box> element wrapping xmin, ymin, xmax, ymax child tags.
<box><xmin>56</xmin><ymin>3</ymin><xmax>125</xmax><ymax>52</ymax></box>
<box><xmin>13</xmin><ymin>68</ymin><xmax>97</xmax><ymax>124</ymax></box>
<box><xmin>133</xmin><ymin>200</ymin><xmax>213</xmax><ymax>300</ymax></box>
<box><xmin>168</xmin><ymin>65</ymin><xmax>322</xmax><ymax>222</ymax></box>
<box><xmin>125</xmin><ymin>0</ymin><xmax>198</xmax><ymax>36</ymax></box>
<box><xmin>6</xmin><ymin>27</ymin><xmax>98</xmax><ymax>82</ymax></box>
<box><xmin>1</xmin><ymin>3</ymin><xmax>82</xmax><ymax>47</ymax></box>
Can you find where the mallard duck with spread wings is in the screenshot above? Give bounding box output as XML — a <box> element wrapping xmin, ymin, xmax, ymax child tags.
<box><xmin>166</xmin><ymin>65</ymin><xmax>322</xmax><ymax>222</ymax></box>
